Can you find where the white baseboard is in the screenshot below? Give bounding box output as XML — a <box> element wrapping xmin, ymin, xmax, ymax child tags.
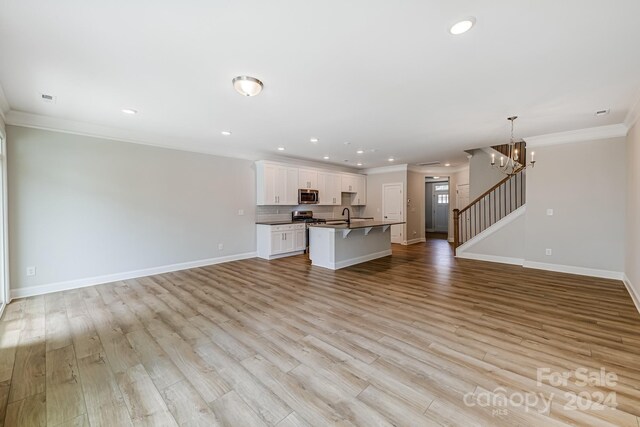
<box><xmin>522</xmin><ymin>261</ymin><xmax>624</xmax><ymax>281</ymax></box>
<box><xmin>405</xmin><ymin>238</ymin><xmax>426</xmax><ymax>245</ymax></box>
<box><xmin>10</xmin><ymin>251</ymin><xmax>258</xmax><ymax>299</ymax></box>
<box><xmin>456</xmin><ymin>252</ymin><xmax>524</xmax><ymax>266</ymax></box>
<box><xmin>0</xmin><ymin>303</ymin><xmax>5</xmax><ymax>320</ymax></box>
<box><xmin>623</xmin><ymin>274</ymin><xmax>640</xmax><ymax>315</ymax></box>
<box><xmin>258</xmin><ymin>250</ymin><xmax>304</xmax><ymax>260</ymax></box>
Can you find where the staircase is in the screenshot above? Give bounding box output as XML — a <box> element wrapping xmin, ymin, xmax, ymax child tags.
<box><xmin>453</xmin><ymin>166</ymin><xmax>526</xmax><ymax>255</ymax></box>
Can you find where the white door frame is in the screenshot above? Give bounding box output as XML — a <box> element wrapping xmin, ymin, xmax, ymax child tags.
<box><xmin>382</xmin><ymin>182</ymin><xmax>404</xmax><ymax>244</ymax></box>
<box><xmin>0</xmin><ymin>133</ymin><xmax>8</xmax><ymax>313</ymax></box>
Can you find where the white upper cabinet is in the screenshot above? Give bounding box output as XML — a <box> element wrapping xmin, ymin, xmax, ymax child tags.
<box><xmin>317</xmin><ymin>172</ymin><xmax>342</xmax><ymax>205</ymax></box>
<box><xmin>352</xmin><ymin>174</ymin><xmax>367</xmax><ymax>206</ymax></box>
<box><xmin>256</xmin><ymin>161</ymin><xmax>299</xmax><ymax>205</ymax></box>
<box><xmin>341</xmin><ymin>174</ymin><xmax>357</xmax><ymax>193</ymax></box>
<box><xmin>256</xmin><ymin>161</ymin><xmax>366</xmax><ymax>206</ymax></box>
<box><xmin>298</xmin><ymin>168</ymin><xmax>318</xmax><ymax>190</ymax></box>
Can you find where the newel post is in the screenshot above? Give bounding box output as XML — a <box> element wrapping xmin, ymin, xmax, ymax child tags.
<box><xmin>453</xmin><ymin>209</ymin><xmax>460</xmax><ymax>255</ymax></box>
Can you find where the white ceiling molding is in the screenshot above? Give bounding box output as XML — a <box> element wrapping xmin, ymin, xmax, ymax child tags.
<box><xmin>525</xmin><ymin>123</ymin><xmax>628</xmax><ymax>148</ymax></box>
<box><xmin>625</xmin><ymin>92</ymin><xmax>640</xmax><ymax>129</ymax></box>
<box><xmin>363</xmin><ymin>164</ymin><xmax>409</xmax><ymax>175</ymax></box>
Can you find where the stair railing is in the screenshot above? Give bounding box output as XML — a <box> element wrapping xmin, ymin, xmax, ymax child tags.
<box><xmin>453</xmin><ymin>167</ymin><xmax>526</xmax><ymax>254</ymax></box>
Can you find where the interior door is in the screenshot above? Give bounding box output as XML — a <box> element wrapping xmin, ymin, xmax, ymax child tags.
<box><xmin>457</xmin><ymin>183</ymin><xmax>470</xmax><ymax>209</ymax></box>
<box><xmin>382</xmin><ymin>183</ymin><xmax>403</xmax><ymax>244</ymax></box>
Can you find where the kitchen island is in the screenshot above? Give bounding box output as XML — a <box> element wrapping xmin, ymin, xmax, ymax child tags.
<box><xmin>308</xmin><ymin>220</ymin><xmax>405</xmax><ymax>270</ymax></box>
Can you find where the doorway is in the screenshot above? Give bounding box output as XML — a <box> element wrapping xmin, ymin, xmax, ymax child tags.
<box><xmin>425</xmin><ymin>178</ymin><xmax>449</xmax><ymax>239</ymax></box>
<box><xmin>382</xmin><ymin>182</ymin><xmax>403</xmax><ymax>244</ymax></box>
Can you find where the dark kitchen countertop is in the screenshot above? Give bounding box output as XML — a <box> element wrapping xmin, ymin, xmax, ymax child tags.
<box><xmin>309</xmin><ymin>220</ymin><xmax>405</xmax><ymax>230</ymax></box>
<box><xmin>255</xmin><ymin>217</ymin><xmax>374</xmax><ymax>226</ymax></box>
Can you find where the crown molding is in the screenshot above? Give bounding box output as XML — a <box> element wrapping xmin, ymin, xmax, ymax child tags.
<box><xmin>625</xmin><ymin>92</ymin><xmax>640</xmax><ymax>130</ymax></box>
<box><xmin>525</xmin><ymin>123</ymin><xmax>628</xmax><ymax>148</ymax></box>
<box><xmin>363</xmin><ymin>164</ymin><xmax>409</xmax><ymax>175</ymax></box>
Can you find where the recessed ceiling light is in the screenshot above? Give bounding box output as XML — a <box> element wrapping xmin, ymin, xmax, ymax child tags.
<box><xmin>357</xmin><ymin>162</ymin><xmax>363</xmax><ymax>166</ymax></box>
<box><xmin>356</xmin><ymin>150</ymin><xmax>364</xmax><ymax>154</ymax></box>
<box><xmin>277</xmin><ymin>147</ymin><xmax>285</xmax><ymax>151</ymax></box>
<box><xmin>595</xmin><ymin>109</ymin><xmax>610</xmax><ymax>116</ymax></box>
<box><xmin>310</xmin><ymin>138</ymin><xmax>319</xmax><ymax>143</ymax></box>
<box><xmin>323</xmin><ymin>156</ymin><xmax>330</xmax><ymax>160</ymax></box>
<box><xmin>121</xmin><ymin>109</ymin><xmax>138</xmax><ymax>115</ymax></box>
<box><xmin>388</xmin><ymin>158</ymin><xmax>395</xmax><ymax>162</ymax></box>
<box><xmin>232</xmin><ymin>75</ymin><xmax>263</xmax><ymax>97</ymax></box>
<box><xmin>221</xmin><ymin>131</ymin><xmax>232</xmax><ymax>136</ymax></box>
<box><xmin>450</xmin><ymin>17</ymin><xmax>476</xmax><ymax>35</ymax></box>
<box><xmin>444</xmin><ymin>163</ymin><xmax>451</xmax><ymax>167</ymax></box>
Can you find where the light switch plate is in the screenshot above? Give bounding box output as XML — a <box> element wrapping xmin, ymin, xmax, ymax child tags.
<box><xmin>546</xmin><ymin>209</ymin><xmax>554</xmax><ymax>216</ymax></box>
<box><xmin>545</xmin><ymin>248</ymin><xmax>553</xmax><ymax>256</ymax></box>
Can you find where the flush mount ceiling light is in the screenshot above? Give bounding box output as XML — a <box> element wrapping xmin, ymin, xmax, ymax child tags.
<box><xmin>232</xmin><ymin>76</ymin><xmax>263</xmax><ymax>97</ymax></box>
<box><xmin>323</xmin><ymin>156</ymin><xmax>330</xmax><ymax>160</ymax></box>
<box><xmin>310</xmin><ymin>138</ymin><xmax>319</xmax><ymax>143</ymax></box>
<box><xmin>450</xmin><ymin>17</ymin><xmax>476</xmax><ymax>35</ymax></box>
<box><xmin>277</xmin><ymin>147</ymin><xmax>285</xmax><ymax>151</ymax></box>
<box><xmin>444</xmin><ymin>163</ymin><xmax>451</xmax><ymax>167</ymax></box>
<box><xmin>121</xmin><ymin>108</ymin><xmax>138</xmax><ymax>115</ymax></box>
<box><xmin>356</xmin><ymin>150</ymin><xmax>364</xmax><ymax>154</ymax></box>
<box><xmin>388</xmin><ymin>158</ymin><xmax>395</xmax><ymax>162</ymax></box>
<box><xmin>357</xmin><ymin>162</ymin><xmax>363</xmax><ymax>166</ymax></box>
<box><xmin>221</xmin><ymin>131</ymin><xmax>232</xmax><ymax>136</ymax></box>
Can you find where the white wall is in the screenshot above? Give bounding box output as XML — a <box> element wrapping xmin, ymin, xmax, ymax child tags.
<box><xmin>524</xmin><ymin>137</ymin><xmax>626</xmax><ymax>273</ymax></box>
<box><xmin>462</xmin><ymin>136</ymin><xmax>626</xmax><ymax>277</ymax></box>
<box><xmin>7</xmin><ymin>125</ymin><xmax>257</xmax><ymax>294</ymax></box>
<box><xmin>407</xmin><ymin>170</ymin><xmax>425</xmax><ymax>242</ymax></box>
<box><xmin>469</xmin><ymin>149</ymin><xmax>507</xmax><ymax>200</ymax></box>
<box><xmin>458</xmin><ymin>209</ymin><xmax>525</xmax><ymax>262</ymax></box>
<box><xmin>626</xmin><ymin>123</ymin><xmax>640</xmax><ymax>297</ymax></box>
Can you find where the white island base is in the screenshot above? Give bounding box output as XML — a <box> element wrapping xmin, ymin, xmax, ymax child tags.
<box><xmin>309</xmin><ymin>224</ymin><xmax>394</xmax><ymax>270</ymax></box>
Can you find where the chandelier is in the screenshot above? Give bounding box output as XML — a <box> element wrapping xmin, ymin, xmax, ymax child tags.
<box><xmin>490</xmin><ymin>116</ymin><xmax>536</xmax><ymax>176</ymax></box>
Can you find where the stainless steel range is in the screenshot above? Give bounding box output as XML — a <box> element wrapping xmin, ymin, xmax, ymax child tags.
<box><xmin>292</xmin><ymin>210</ymin><xmax>326</xmax><ymax>252</ymax></box>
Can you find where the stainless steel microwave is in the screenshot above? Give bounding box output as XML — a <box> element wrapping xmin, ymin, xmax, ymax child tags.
<box><xmin>298</xmin><ymin>189</ymin><xmax>319</xmax><ymax>204</ymax></box>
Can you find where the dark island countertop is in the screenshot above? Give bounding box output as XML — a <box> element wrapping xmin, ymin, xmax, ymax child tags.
<box><xmin>256</xmin><ymin>217</ymin><xmax>375</xmax><ymax>226</ymax></box>
<box><xmin>309</xmin><ymin>220</ymin><xmax>405</xmax><ymax>230</ymax></box>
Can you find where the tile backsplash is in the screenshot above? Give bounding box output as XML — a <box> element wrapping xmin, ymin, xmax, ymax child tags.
<box><xmin>256</xmin><ymin>194</ymin><xmax>365</xmax><ymax>222</ymax></box>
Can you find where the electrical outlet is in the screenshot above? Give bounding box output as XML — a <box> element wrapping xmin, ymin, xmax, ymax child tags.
<box><xmin>547</xmin><ymin>209</ymin><xmax>554</xmax><ymax>216</ymax></box>
<box><xmin>237</xmin><ymin>209</ymin><xmax>244</xmax><ymax>216</ymax></box>
<box><xmin>26</xmin><ymin>266</ymin><xmax>36</xmax><ymax>276</ymax></box>
<box><xmin>545</xmin><ymin>248</ymin><xmax>553</xmax><ymax>256</ymax></box>
<box><xmin>218</xmin><ymin>243</ymin><xmax>224</xmax><ymax>251</ymax></box>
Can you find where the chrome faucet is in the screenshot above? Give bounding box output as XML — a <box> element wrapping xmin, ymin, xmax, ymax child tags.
<box><xmin>342</xmin><ymin>207</ymin><xmax>351</xmax><ymax>224</ymax></box>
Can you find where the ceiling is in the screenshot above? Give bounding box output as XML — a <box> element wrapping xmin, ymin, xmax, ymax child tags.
<box><xmin>1</xmin><ymin>0</ymin><xmax>640</xmax><ymax>169</ymax></box>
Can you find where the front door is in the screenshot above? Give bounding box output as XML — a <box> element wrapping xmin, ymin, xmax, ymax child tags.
<box><xmin>433</xmin><ymin>182</ymin><xmax>449</xmax><ymax>233</ymax></box>
<box><xmin>382</xmin><ymin>183</ymin><xmax>403</xmax><ymax>244</ymax></box>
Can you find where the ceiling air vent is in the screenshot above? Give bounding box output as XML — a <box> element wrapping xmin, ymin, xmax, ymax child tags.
<box><xmin>595</xmin><ymin>109</ymin><xmax>610</xmax><ymax>116</ymax></box>
<box><xmin>416</xmin><ymin>161</ymin><xmax>440</xmax><ymax>166</ymax></box>
<box><xmin>41</xmin><ymin>93</ymin><xmax>56</xmax><ymax>103</ymax></box>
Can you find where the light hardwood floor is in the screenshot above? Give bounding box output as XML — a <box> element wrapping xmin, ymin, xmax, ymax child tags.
<box><xmin>1</xmin><ymin>239</ymin><xmax>639</xmax><ymax>426</ymax></box>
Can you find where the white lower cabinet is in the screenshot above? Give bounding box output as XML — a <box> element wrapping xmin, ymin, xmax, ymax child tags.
<box><xmin>257</xmin><ymin>223</ymin><xmax>306</xmax><ymax>259</ymax></box>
